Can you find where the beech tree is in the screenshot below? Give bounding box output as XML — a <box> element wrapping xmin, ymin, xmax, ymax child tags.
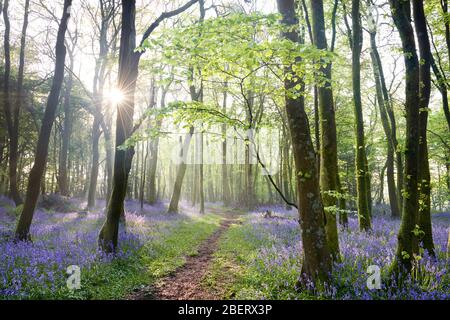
<box><xmin>389</xmin><ymin>0</ymin><xmax>421</xmax><ymax>275</ymax></box>
<box><xmin>98</xmin><ymin>0</ymin><xmax>199</xmax><ymax>252</ymax></box>
<box><xmin>15</xmin><ymin>0</ymin><xmax>72</xmax><ymax>241</ymax></box>
<box><xmin>276</xmin><ymin>0</ymin><xmax>332</xmax><ymax>284</ymax></box>
<box><xmin>413</xmin><ymin>0</ymin><xmax>434</xmax><ymax>257</ymax></box>
<box><xmin>310</xmin><ymin>0</ymin><xmax>340</xmax><ymax>259</ymax></box>
<box><xmin>351</xmin><ymin>0</ymin><xmax>371</xmax><ymax>231</ymax></box>
<box><xmin>2</xmin><ymin>0</ymin><xmax>22</xmax><ymax>205</ymax></box>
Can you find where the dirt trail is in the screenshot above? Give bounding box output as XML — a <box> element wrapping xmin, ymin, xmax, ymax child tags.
<box><xmin>128</xmin><ymin>213</ymin><xmax>238</xmax><ymax>300</ymax></box>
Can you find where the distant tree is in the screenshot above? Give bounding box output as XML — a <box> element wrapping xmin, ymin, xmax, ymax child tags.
<box><xmin>15</xmin><ymin>0</ymin><xmax>73</xmax><ymax>241</ymax></box>
<box><xmin>367</xmin><ymin>7</ymin><xmax>401</xmax><ymax>218</ymax></box>
<box><xmin>59</xmin><ymin>28</ymin><xmax>77</xmax><ymax>197</ymax></box>
<box><xmin>2</xmin><ymin>0</ymin><xmax>23</xmax><ymax>205</ymax></box>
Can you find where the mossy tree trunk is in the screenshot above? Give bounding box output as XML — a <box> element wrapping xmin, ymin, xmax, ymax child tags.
<box><xmin>310</xmin><ymin>0</ymin><xmax>340</xmax><ymax>259</ymax></box>
<box><xmin>277</xmin><ymin>0</ymin><xmax>332</xmax><ymax>285</ymax></box>
<box><xmin>352</xmin><ymin>0</ymin><xmax>371</xmax><ymax>231</ymax></box>
<box><xmin>389</xmin><ymin>0</ymin><xmax>421</xmax><ymax>275</ymax></box>
<box><xmin>413</xmin><ymin>0</ymin><xmax>435</xmax><ymax>257</ymax></box>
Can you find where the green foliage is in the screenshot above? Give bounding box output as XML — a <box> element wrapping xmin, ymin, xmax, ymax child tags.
<box><xmin>140</xmin><ymin>12</ymin><xmax>334</xmax><ymax>126</ymax></box>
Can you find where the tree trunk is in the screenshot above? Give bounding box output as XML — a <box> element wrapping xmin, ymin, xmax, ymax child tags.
<box><xmin>378</xmin><ymin>159</ymin><xmax>387</xmax><ymax>205</ymax></box>
<box><xmin>389</xmin><ymin>0</ymin><xmax>421</xmax><ymax>275</ymax></box>
<box><xmin>282</xmin><ymin>134</ymin><xmax>292</xmax><ymax>210</ymax></box>
<box><xmin>2</xmin><ymin>0</ymin><xmax>22</xmax><ymax>205</ymax></box>
<box><xmin>147</xmin><ymin>83</ymin><xmax>160</xmax><ymax>204</ymax></box>
<box><xmin>352</xmin><ymin>0</ymin><xmax>371</xmax><ymax>231</ymax></box>
<box><xmin>87</xmin><ymin>116</ymin><xmax>101</xmax><ymax>209</ymax></box>
<box><xmin>140</xmin><ymin>141</ymin><xmax>148</xmax><ymax>210</ymax></box>
<box><xmin>310</xmin><ymin>0</ymin><xmax>340</xmax><ymax>259</ymax></box>
<box><xmin>277</xmin><ymin>0</ymin><xmax>332</xmax><ymax>285</ymax></box>
<box><xmin>168</xmin><ymin>0</ymin><xmax>204</xmax><ymax>213</ymax></box>
<box><xmin>336</xmin><ymin>172</ymin><xmax>348</xmax><ymax>227</ymax></box>
<box><xmin>98</xmin><ymin>0</ymin><xmax>139</xmax><ymax>252</ymax></box>
<box><xmin>430</xmin><ymin>57</ymin><xmax>450</xmax><ymax>132</ymax></box>
<box><xmin>198</xmin><ymin>130</ymin><xmax>205</xmax><ymax>214</ymax></box>
<box><xmin>369</xmin><ymin>31</ymin><xmax>400</xmax><ymax>217</ymax></box>
<box><xmin>58</xmin><ymin>58</ymin><xmax>74</xmax><ymax>196</ymax></box>
<box><xmin>413</xmin><ymin>0</ymin><xmax>434</xmax><ymax>257</ymax></box>
<box><xmin>221</xmin><ymin>81</ymin><xmax>231</xmax><ymax>206</ymax></box>
<box><xmin>104</xmin><ymin>125</ymin><xmax>113</xmax><ymax>200</ymax></box>
<box><xmin>168</xmin><ymin>71</ymin><xmax>200</xmax><ymax>214</ymax></box>
<box><xmin>14</xmin><ymin>0</ymin><xmax>30</xmax><ymax>201</ymax></box>
<box><xmin>168</xmin><ymin>127</ymin><xmax>195</xmax><ymax>213</ymax></box>
<box><xmin>15</xmin><ymin>0</ymin><xmax>72</xmax><ymax>240</ymax></box>
<box><xmin>147</xmin><ymin>133</ymin><xmax>160</xmax><ymax>204</ymax></box>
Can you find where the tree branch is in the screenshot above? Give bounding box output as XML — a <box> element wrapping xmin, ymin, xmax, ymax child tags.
<box><xmin>138</xmin><ymin>0</ymin><xmax>199</xmax><ymax>49</ymax></box>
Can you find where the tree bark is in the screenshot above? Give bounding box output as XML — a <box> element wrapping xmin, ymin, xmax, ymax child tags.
<box><xmin>15</xmin><ymin>0</ymin><xmax>72</xmax><ymax>240</ymax></box>
<box><xmin>98</xmin><ymin>0</ymin><xmax>139</xmax><ymax>252</ymax></box>
<box><xmin>277</xmin><ymin>0</ymin><xmax>332</xmax><ymax>285</ymax></box>
<box><xmin>310</xmin><ymin>0</ymin><xmax>340</xmax><ymax>259</ymax></box>
<box><xmin>352</xmin><ymin>0</ymin><xmax>371</xmax><ymax>231</ymax></box>
<box><xmin>389</xmin><ymin>0</ymin><xmax>421</xmax><ymax>275</ymax></box>
<box><xmin>2</xmin><ymin>0</ymin><xmax>22</xmax><ymax>205</ymax></box>
<box><xmin>413</xmin><ymin>0</ymin><xmax>434</xmax><ymax>257</ymax></box>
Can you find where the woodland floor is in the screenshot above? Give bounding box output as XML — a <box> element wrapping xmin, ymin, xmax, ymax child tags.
<box><xmin>0</xmin><ymin>197</ymin><xmax>449</xmax><ymax>300</ymax></box>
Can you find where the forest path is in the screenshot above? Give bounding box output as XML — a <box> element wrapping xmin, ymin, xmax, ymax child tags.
<box><xmin>128</xmin><ymin>209</ymin><xmax>240</xmax><ymax>300</ymax></box>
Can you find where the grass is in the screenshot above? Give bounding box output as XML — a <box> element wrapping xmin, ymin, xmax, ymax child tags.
<box><xmin>72</xmin><ymin>213</ymin><xmax>222</xmax><ymax>300</ymax></box>
<box><xmin>202</xmin><ymin>218</ymin><xmax>267</xmax><ymax>299</ymax></box>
